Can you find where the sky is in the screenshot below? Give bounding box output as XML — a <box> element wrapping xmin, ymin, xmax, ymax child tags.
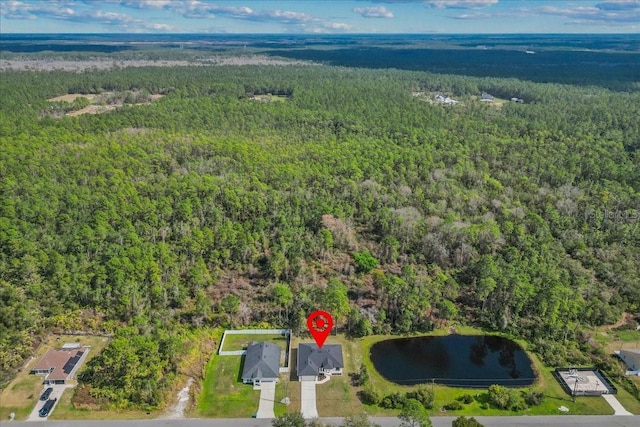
<box><xmin>1</xmin><ymin>0</ymin><xmax>639</xmax><ymax>34</ymax></box>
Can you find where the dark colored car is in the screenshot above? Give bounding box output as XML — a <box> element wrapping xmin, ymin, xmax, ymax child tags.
<box><xmin>39</xmin><ymin>398</ymin><xmax>56</xmax><ymax>417</ymax></box>
<box><xmin>39</xmin><ymin>387</ymin><xmax>53</xmax><ymax>401</ymax></box>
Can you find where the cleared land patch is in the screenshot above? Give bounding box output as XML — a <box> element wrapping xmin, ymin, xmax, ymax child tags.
<box><xmin>46</xmin><ymin>91</ymin><xmax>164</xmax><ymax>117</ymax></box>
<box><xmin>48</xmin><ymin>94</ymin><xmax>98</xmax><ymax>103</ymax></box>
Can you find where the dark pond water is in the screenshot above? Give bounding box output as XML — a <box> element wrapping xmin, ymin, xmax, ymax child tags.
<box><xmin>370</xmin><ymin>335</ymin><xmax>535</xmax><ymax>387</ymax></box>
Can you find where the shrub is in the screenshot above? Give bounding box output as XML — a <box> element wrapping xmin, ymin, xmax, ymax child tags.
<box><xmin>444</xmin><ymin>400</ymin><xmax>463</xmax><ymax>411</ymax></box>
<box><xmin>488</xmin><ymin>384</ymin><xmax>528</xmax><ymax>411</ymax></box>
<box><xmin>487</xmin><ymin>384</ymin><xmax>511</xmax><ymax>409</ymax></box>
<box><xmin>406</xmin><ymin>387</ymin><xmax>434</xmax><ymax>409</ymax></box>
<box><xmin>353</xmin><ymin>251</ymin><xmax>379</xmax><ymax>274</ymax></box>
<box><xmin>380</xmin><ymin>392</ymin><xmax>406</xmax><ymax>409</ymax></box>
<box><xmin>452</xmin><ymin>416</ymin><xmax>485</xmax><ymax>427</ymax></box>
<box><xmin>359</xmin><ymin>386</ymin><xmax>381</xmax><ymax>405</ymax></box>
<box><xmin>508</xmin><ymin>394</ymin><xmax>528</xmax><ymax>411</ymax></box>
<box><xmin>522</xmin><ymin>390</ymin><xmax>545</xmax><ymax>406</ymax></box>
<box><xmin>354</xmin><ymin>364</ymin><xmax>370</xmax><ymax>386</ymax></box>
<box><xmin>457</xmin><ymin>394</ymin><xmax>474</xmax><ymax>404</ymax></box>
<box><xmin>272</xmin><ymin>412</ymin><xmax>305</xmax><ymax>427</ymax></box>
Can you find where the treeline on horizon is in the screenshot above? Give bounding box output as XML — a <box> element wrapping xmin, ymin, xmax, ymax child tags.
<box><xmin>0</xmin><ymin>62</ymin><xmax>639</xmax><ymax>407</ymax></box>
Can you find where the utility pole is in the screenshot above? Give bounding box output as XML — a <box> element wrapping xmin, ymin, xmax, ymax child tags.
<box><xmin>573</xmin><ymin>378</ymin><xmax>578</xmax><ymax>402</ymax></box>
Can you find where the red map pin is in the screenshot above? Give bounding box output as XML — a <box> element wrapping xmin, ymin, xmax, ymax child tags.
<box><xmin>307</xmin><ymin>310</ymin><xmax>333</xmax><ymax>349</ymax></box>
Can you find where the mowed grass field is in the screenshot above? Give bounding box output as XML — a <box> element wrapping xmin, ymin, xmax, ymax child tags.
<box><xmin>220</xmin><ymin>332</ymin><xmax>289</xmax><ymax>352</ymax></box>
<box><xmin>0</xmin><ymin>334</ymin><xmax>110</xmax><ymax>421</ymax></box>
<box><xmin>196</xmin><ymin>355</ymin><xmax>260</xmax><ymax>418</ymax></box>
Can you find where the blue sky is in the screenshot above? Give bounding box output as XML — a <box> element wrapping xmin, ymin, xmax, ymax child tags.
<box><xmin>1</xmin><ymin>0</ymin><xmax>639</xmax><ymax>34</ymax></box>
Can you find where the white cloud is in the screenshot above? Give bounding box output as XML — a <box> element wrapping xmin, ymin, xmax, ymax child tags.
<box><xmin>324</xmin><ymin>22</ymin><xmax>353</xmax><ymax>30</ymax></box>
<box><xmin>354</xmin><ymin>5</ymin><xmax>394</xmax><ymax>18</ymax></box>
<box><xmin>121</xmin><ymin>0</ymin><xmax>173</xmax><ymax>8</ymax></box>
<box><xmin>451</xmin><ymin>12</ymin><xmax>491</xmax><ymax>19</ymax></box>
<box><xmin>255</xmin><ymin>9</ymin><xmax>315</xmax><ymax>23</ymax></box>
<box><xmin>302</xmin><ymin>21</ymin><xmax>353</xmax><ymax>33</ymax></box>
<box><xmin>424</xmin><ymin>0</ymin><xmax>499</xmax><ymax>9</ymax></box>
<box><xmin>533</xmin><ymin>2</ymin><xmax>640</xmax><ymax>24</ymax></box>
<box><xmin>146</xmin><ymin>22</ymin><xmax>174</xmax><ymax>31</ymax></box>
<box><xmin>1</xmin><ymin>0</ymin><xmax>353</xmax><ymax>34</ymax></box>
<box><xmin>178</xmin><ymin>2</ymin><xmax>253</xmax><ymax>19</ymax></box>
<box><xmin>1</xmin><ymin>0</ymin><xmax>174</xmax><ymax>32</ymax></box>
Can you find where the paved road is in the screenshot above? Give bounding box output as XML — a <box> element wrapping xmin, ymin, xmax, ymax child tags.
<box><xmin>8</xmin><ymin>416</ymin><xmax>640</xmax><ymax>427</ymax></box>
<box><xmin>255</xmin><ymin>382</ymin><xmax>276</xmax><ymax>419</ymax></box>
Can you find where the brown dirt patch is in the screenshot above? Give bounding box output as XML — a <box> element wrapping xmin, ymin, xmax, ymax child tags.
<box><xmin>48</xmin><ymin>94</ymin><xmax>97</xmax><ymax>102</ymax></box>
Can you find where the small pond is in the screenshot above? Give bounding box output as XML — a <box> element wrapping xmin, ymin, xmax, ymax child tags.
<box><xmin>370</xmin><ymin>335</ymin><xmax>535</xmax><ymax>387</ymax></box>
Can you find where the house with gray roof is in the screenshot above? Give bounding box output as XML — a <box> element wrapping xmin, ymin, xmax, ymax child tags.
<box><xmin>616</xmin><ymin>349</ymin><xmax>640</xmax><ymax>375</ymax></box>
<box><xmin>241</xmin><ymin>342</ymin><xmax>281</xmax><ymax>385</ymax></box>
<box><xmin>297</xmin><ymin>343</ymin><xmax>344</xmax><ymax>382</ymax></box>
<box><xmin>480</xmin><ymin>92</ymin><xmax>495</xmax><ymax>102</ymax></box>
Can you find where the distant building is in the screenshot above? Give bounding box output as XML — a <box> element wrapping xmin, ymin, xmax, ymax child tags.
<box><xmin>434</xmin><ymin>93</ymin><xmax>458</xmax><ymax>105</ymax></box>
<box><xmin>481</xmin><ymin>92</ymin><xmax>495</xmax><ymax>102</ymax></box>
<box><xmin>616</xmin><ymin>349</ymin><xmax>640</xmax><ymax>375</ymax></box>
<box><xmin>297</xmin><ymin>343</ymin><xmax>344</xmax><ymax>382</ymax></box>
<box><xmin>241</xmin><ymin>342</ymin><xmax>281</xmax><ymax>385</ymax></box>
<box><xmin>31</xmin><ymin>346</ymin><xmax>88</xmax><ymax>384</ymax></box>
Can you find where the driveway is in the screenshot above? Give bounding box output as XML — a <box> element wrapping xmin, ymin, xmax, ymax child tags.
<box><xmin>255</xmin><ymin>382</ymin><xmax>275</xmax><ymax>419</ymax></box>
<box><xmin>300</xmin><ymin>381</ymin><xmax>318</xmax><ymax>418</ymax></box>
<box><xmin>603</xmin><ymin>394</ymin><xmax>634</xmax><ymax>416</ymax></box>
<box><xmin>26</xmin><ymin>383</ymin><xmax>69</xmax><ymax>421</ymax></box>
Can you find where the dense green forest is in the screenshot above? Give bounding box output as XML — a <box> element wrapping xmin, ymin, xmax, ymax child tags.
<box><xmin>1</xmin><ymin>61</ymin><xmax>639</xmax><ymax>407</ymax></box>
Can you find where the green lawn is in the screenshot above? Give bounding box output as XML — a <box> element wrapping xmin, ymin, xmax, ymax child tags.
<box><xmin>221</xmin><ymin>332</ymin><xmax>289</xmax><ymax>355</ymax></box>
<box><xmin>0</xmin><ymin>374</ymin><xmax>41</xmax><ymax>421</ymax></box>
<box><xmin>196</xmin><ymin>355</ymin><xmax>260</xmax><ymax>418</ymax></box>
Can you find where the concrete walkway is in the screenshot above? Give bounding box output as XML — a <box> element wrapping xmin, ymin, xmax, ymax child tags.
<box><xmin>255</xmin><ymin>382</ymin><xmax>276</xmax><ymax>419</ymax></box>
<box><xmin>603</xmin><ymin>394</ymin><xmax>634</xmax><ymax>415</ymax></box>
<box><xmin>300</xmin><ymin>381</ymin><xmax>318</xmax><ymax>418</ymax></box>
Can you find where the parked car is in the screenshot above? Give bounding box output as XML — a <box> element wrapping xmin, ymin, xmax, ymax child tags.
<box><xmin>39</xmin><ymin>398</ymin><xmax>56</xmax><ymax>417</ymax></box>
<box><xmin>40</xmin><ymin>387</ymin><xmax>53</xmax><ymax>401</ymax></box>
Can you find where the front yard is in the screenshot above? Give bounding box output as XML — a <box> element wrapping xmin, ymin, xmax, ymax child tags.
<box><xmin>196</xmin><ymin>355</ymin><xmax>260</xmax><ymax>418</ymax></box>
